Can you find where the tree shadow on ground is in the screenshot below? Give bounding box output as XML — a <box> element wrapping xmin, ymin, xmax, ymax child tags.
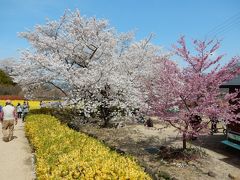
<box><xmin>191</xmin><ymin>133</ymin><xmax>240</xmax><ymax>168</ymax></box>
<box><xmin>79</xmin><ymin>124</ymin><xmax>181</xmax><ymax>156</ymax></box>
<box><xmin>78</xmin><ymin>124</ymin><xmax>182</xmax><ymax>179</ymax></box>
<box><xmin>77</xmin><ymin>124</ymin><xmax>228</xmax><ymax>180</ymax></box>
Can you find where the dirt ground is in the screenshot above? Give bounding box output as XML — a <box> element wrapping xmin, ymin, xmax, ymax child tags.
<box><xmin>79</xmin><ymin>120</ymin><xmax>240</xmax><ymax>180</ymax></box>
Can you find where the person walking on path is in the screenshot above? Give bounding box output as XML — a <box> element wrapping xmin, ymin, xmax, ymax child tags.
<box><xmin>22</xmin><ymin>101</ymin><xmax>29</xmax><ymax>122</ymax></box>
<box><xmin>16</xmin><ymin>103</ymin><xmax>22</xmax><ymax>119</ymax></box>
<box><xmin>0</xmin><ymin>105</ymin><xmax>2</xmax><ymax>120</ymax></box>
<box><xmin>0</xmin><ymin>100</ymin><xmax>18</xmax><ymax>142</ymax></box>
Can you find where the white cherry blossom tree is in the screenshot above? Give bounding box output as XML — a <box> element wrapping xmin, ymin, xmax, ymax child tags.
<box><xmin>13</xmin><ymin>10</ymin><xmax>166</xmax><ymax>126</ymax></box>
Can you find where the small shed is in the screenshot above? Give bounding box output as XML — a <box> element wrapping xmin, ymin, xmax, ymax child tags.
<box><xmin>220</xmin><ymin>76</ymin><xmax>240</xmax><ymax>150</ymax></box>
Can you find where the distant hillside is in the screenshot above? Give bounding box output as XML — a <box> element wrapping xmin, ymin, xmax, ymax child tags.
<box><xmin>0</xmin><ymin>69</ymin><xmax>14</xmax><ymax>85</ymax></box>
<box><xmin>0</xmin><ymin>69</ymin><xmax>21</xmax><ymax>96</ymax></box>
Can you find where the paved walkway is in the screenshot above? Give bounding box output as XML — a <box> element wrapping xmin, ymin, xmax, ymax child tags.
<box><xmin>0</xmin><ymin>120</ymin><xmax>35</xmax><ymax>180</ymax></box>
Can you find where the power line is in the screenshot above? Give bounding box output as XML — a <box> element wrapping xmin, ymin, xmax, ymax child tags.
<box><xmin>206</xmin><ymin>12</ymin><xmax>240</xmax><ymax>35</ymax></box>
<box><xmin>211</xmin><ymin>19</ymin><xmax>240</xmax><ymax>38</ymax></box>
<box><xmin>205</xmin><ymin>11</ymin><xmax>240</xmax><ymax>39</ymax></box>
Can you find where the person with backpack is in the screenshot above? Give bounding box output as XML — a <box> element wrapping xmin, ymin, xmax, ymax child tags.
<box><xmin>0</xmin><ymin>100</ymin><xmax>17</xmax><ymax>142</ymax></box>
<box><xmin>22</xmin><ymin>101</ymin><xmax>29</xmax><ymax>122</ymax></box>
<box><xmin>16</xmin><ymin>103</ymin><xmax>22</xmax><ymax>119</ymax></box>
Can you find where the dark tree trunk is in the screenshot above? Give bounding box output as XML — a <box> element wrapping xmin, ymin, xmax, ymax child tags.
<box><xmin>99</xmin><ymin>102</ymin><xmax>111</xmax><ymax>128</ymax></box>
<box><xmin>183</xmin><ymin>132</ymin><xmax>187</xmax><ymax>150</ymax></box>
<box><xmin>102</xmin><ymin>117</ymin><xmax>110</xmax><ymax>128</ymax></box>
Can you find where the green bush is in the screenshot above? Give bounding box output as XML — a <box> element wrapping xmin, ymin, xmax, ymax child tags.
<box><xmin>29</xmin><ymin>108</ymin><xmax>56</xmax><ymax>115</ymax></box>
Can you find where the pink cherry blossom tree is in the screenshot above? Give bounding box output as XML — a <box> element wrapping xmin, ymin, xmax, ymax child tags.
<box><xmin>145</xmin><ymin>36</ymin><xmax>240</xmax><ymax>149</ymax></box>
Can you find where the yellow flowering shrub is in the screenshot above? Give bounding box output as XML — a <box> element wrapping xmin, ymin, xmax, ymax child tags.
<box><xmin>25</xmin><ymin>114</ymin><xmax>151</xmax><ymax>180</ymax></box>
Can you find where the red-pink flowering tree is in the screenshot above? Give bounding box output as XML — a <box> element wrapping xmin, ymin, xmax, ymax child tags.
<box><xmin>145</xmin><ymin>36</ymin><xmax>240</xmax><ymax>149</ymax></box>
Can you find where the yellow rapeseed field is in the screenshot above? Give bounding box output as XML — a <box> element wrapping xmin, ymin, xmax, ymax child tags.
<box><xmin>0</xmin><ymin>100</ymin><xmax>40</xmax><ymax>109</ymax></box>
<box><xmin>25</xmin><ymin>114</ymin><xmax>151</xmax><ymax>180</ymax></box>
<box><xmin>0</xmin><ymin>100</ymin><xmax>58</xmax><ymax>109</ymax></box>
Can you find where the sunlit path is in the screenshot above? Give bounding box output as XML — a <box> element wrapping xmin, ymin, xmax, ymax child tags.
<box><xmin>0</xmin><ymin>120</ymin><xmax>35</xmax><ymax>180</ymax></box>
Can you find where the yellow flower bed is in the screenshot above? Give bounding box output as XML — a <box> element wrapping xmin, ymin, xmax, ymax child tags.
<box><xmin>25</xmin><ymin>114</ymin><xmax>151</xmax><ymax>180</ymax></box>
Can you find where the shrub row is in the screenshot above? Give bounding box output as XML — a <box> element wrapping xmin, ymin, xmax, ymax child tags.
<box><xmin>29</xmin><ymin>108</ymin><xmax>83</xmax><ymax>130</ymax></box>
<box><xmin>25</xmin><ymin>114</ymin><xmax>151</xmax><ymax>179</ymax></box>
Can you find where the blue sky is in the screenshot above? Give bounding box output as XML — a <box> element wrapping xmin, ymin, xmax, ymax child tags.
<box><xmin>0</xmin><ymin>0</ymin><xmax>240</xmax><ymax>62</ymax></box>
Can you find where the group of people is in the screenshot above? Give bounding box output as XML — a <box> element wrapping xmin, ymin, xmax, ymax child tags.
<box><xmin>16</xmin><ymin>101</ymin><xmax>30</xmax><ymax>122</ymax></box>
<box><xmin>0</xmin><ymin>100</ymin><xmax>29</xmax><ymax>142</ymax></box>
